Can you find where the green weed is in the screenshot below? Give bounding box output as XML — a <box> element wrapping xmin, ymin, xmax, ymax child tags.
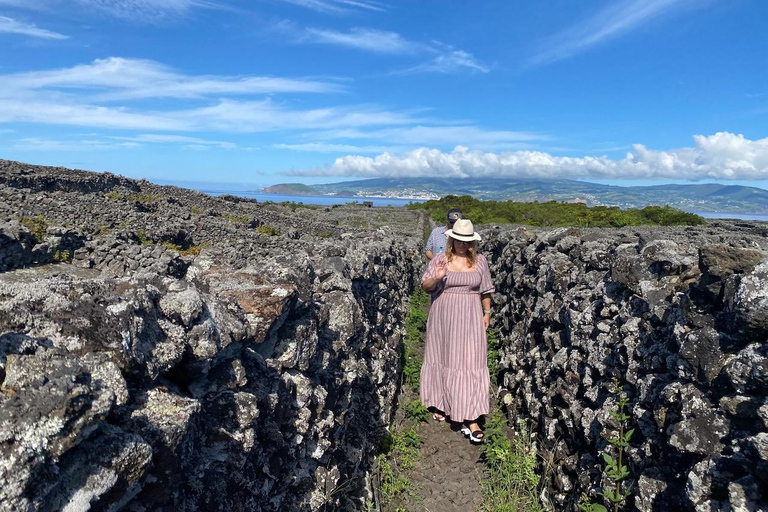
<box><xmin>136</xmin><ymin>230</ymin><xmax>153</xmax><ymax>245</ymax></box>
<box><xmin>481</xmin><ymin>409</ymin><xmax>545</xmax><ymax>512</ymax></box>
<box><xmin>402</xmin><ymin>288</ymin><xmax>428</xmax><ymax>391</ymax></box>
<box><xmin>164</xmin><ymin>241</ymin><xmax>210</xmax><ymax>256</ymax></box>
<box><xmin>256</xmin><ymin>223</ymin><xmax>282</xmax><ymax>236</ymax></box>
<box><xmin>53</xmin><ymin>249</ymin><xmax>71</xmax><ymax>262</ymax></box>
<box><xmin>20</xmin><ymin>216</ymin><xmax>48</xmax><ymax>243</ymax></box>
<box><xmin>225</xmin><ymin>213</ymin><xmax>249</xmax><ymax>224</ymax></box>
<box><xmin>579</xmin><ymin>378</ymin><xmax>634</xmax><ymax>512</ymax></box>
<box><xmin>376</xmin><ymin>428</ymin><xmax>422</xmax><ymax>505</ymax></box>
<box><xmin>128</xmin><ymin>193</ymin><xmax>162</xmax><ymax>204</ymax></box>
<box><xmin>403</xmin><ymin>399</ymin><xmax>430</xmax><ymax>424</ymax></box>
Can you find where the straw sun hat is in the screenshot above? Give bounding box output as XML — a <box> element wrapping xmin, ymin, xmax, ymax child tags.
<box><xmin>445</xmin><ymin>218</ymin><xmax>481</xmax><ymax>242</ymax></box>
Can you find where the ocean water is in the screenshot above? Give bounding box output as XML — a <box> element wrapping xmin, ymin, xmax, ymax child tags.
<box><xmin>692</xmin><ymin>211</ymin><xmax>768</xmax><ymax>221</ymax></box>
<box><xmin>195</xmin><ymin>189</ymin><xmax>768</xmax><ymax>221</ymax></box>
<box><xmin>199</xmin><ymin>190</ymin><xmax>425</xmax><ymax>207</ymax></box>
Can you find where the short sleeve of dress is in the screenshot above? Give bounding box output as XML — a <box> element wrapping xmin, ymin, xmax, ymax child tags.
<box><xmin>478</xmin><ymin>254</ymin><xmax>495</xmax><ymax>295</ymax></box>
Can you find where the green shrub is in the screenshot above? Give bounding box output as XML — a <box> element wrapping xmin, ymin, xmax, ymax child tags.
<box><xmin>20</xmin><ymin>216</ymin><xmax>48</xmax><ymax>243</ymax></box>
<box><xmin>408</xmin><ymin>195</ymin><xmax>705</xmax><ymax>228</ymax></box>
<box><xmin>225</xmin><ymin>213</ymin><xmax>249</xmax><ymax>224</ymax></box>
<box><xmin>164</xmin><ymin>241</ymin><xmax>210</xmax><ymax>256</ymax></box>
<box><xmin>136</xmin><ymin>230</ymin><xmax>153</xmax><ymax>245</ymax></box>
<box><xmin>128</xmin><ymin>193</ymin><xmax>162</xmax><ymax>204</ymax></box>
<box><xmin>105</xmin><ymin>191</ymin><xmax>123</xmax><ymax>200</ymax></box>
<box><xmin>256</xmin><ymin>224</ymin><xmax>282</xmax><ymax>236</ymax></box>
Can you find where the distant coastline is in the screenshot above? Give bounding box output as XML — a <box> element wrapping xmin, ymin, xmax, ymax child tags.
<box><xmin>200</xmin><ymin>190</ymin><xmax>425</xmax><ymax>207</ymax></box>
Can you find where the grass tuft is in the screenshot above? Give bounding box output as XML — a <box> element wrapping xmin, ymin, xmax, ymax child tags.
<box><xmin>481</xmin><ymin>409</ymin><xmax>545</xmax><ymax>512</ymax></box>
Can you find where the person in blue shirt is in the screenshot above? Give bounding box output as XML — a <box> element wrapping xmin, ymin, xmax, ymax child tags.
<box><xmin>425</xmin><ymin>208</ymin><xmax>462</xmax><ymax>260</ymax></box>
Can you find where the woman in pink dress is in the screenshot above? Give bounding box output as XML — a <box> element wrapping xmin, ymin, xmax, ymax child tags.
<box><xmin>420</xmin><ymin>219</ymin><xmax>494</xmax><ymax>443</ymax></box>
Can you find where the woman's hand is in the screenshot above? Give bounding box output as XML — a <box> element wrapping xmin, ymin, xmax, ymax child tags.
<box><xmin>483</xmin><ymin>312</ymin><xmax>490</xmax><ymax>331</ymax></box>
<box><xmin>433</xmin><ymin>258</ymin><xmax>447</xmax><ymax>281</ymax></box>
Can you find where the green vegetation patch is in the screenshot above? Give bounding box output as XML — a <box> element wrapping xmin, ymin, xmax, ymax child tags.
<box><xmin>403</xmin><ymin>288</ymin><xmax>428</xmax><ymax>392</ymax></box>
<box><xmin>225</xmin><ymin>213</ymin><xmax>249</xmax><ymax>224</ymax></box>
<box><xmin>481</xmin><ymin>410</ymin><xmax>545</xmax><ymax>512</ymax></box>
<box><xmin>256</xmin><ymin>223</ymin><xmax>282</xmax><ymax>236</ymax></box>
<box><xmin>19</xmin><ymin>216</ymin><xmax>49</xmax><ymax>243</ymax></box>
<box><xmin>402</xmin><ymin>399</ymin><xmax>430</xmax><ymax>424</ymax></box>
<box><xmin>408</xmin><ymin>195</ymin><xmax>705</xmax><ymax>227</ymax></box>
<box><xmin>128</xmin><ymin>193</ymin><xmax>163</xmax><ymax>204</ymax></box>
<box><xmin>164</xmin><ymin>241</ymin><xmax>211</xmax><ymax>256</ymax></box>
<box><xmin>375</xmin><ymin>428</ymin><xmax>423</xmax><ymax>506</ymax></box>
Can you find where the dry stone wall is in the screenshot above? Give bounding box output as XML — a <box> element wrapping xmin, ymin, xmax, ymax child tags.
<box><xmin>0</xmin><ymin>160</ymin><xmax>428</xmax><ymax>511</ymax></box>
<box><xmin>481</xmin><ymin>223</ymin><xmax>768</xmax><ymax>512</ymax></box>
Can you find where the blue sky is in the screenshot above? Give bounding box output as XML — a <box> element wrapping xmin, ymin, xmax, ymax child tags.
<box><xmin>1</xmin><ymin>0</ymin><xmax>767</xmax><ymax>189</ymax></box>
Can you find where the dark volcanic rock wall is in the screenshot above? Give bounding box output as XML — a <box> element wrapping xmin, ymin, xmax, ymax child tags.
<box><xmin>482</xmin><ymin>223</ymin><xmax>768</xmax><ymax>512</ymax></box>
<box><xmin>0</xmin><ymin>160</ymin><xmax>428</xmax><ymax>511</ymax></box>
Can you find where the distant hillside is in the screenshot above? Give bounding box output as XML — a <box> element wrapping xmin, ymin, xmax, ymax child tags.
<box><xmin>262</xmin><ymin>183</ymin><xmax>318</xmax><ymax>195</ymax></box>
<box><xmin>307</xmin><ymin>178</ymin><xmax>768</xmax><ymax>214</ymax></box>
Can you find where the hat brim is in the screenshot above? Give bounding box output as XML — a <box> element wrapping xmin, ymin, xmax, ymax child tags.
<box><xmin>446</xmin><ymin>229</ymin><xmax>481</xmax><ymax>242</ymax></box>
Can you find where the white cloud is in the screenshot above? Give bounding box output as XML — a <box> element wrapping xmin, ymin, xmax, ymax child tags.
<box><xmin>303</xmin><ymin>27</ymin><xmax>488</xmax><ymax>74</ymax></box>
<box><xmin>111</xmin><ymin>133</ymin><xmax>237</xmax><ymax>148</ymax></box>
<box><xmin>401</xmin><ymin>49</ymin><xmax>489</xmax><ymax>74</ymax></box>
<box><xmin>0</xmin><ymin>16</ymin><xmax>68</xmax><ymax>39</ymax></box>
<box><xmin>293</xmin><ymin>132</ymin><xmax>768</xmax><ymax>181</ymax></box>
<box><xmin>274</xmin><ymin>142</ymin><xmax>396</xmax><ymax>153</ymax></box>
<box><xmin>305</xmin><ymin>27</ymin><xmax>417</xmax><ymax>54</ymax></box>
<box><xmin>308</xmin><ymin>125</ymin><xmax>546</xmax><ymax>148</ymax></box>
<box><xmin>275</xmin><ymin>0</ymin><xmax>385</xmax><ymax>13</ymax></box>
<box><xmin>11</xmin><ymin>137</ymin><xmax>140</xmax><ymax>151</ymax></box>
<box><xmin>2</xmin><ymin>57</ymin><xmax>343</xmax><ymax>100</ymax></box>
<box><xmin>0</xmin><ymin>92</ymin><xmax>421</xmax><ymax>132</ymax></box>
<box><xmin>529</xmin><ymin>0</ymin><xmax>699</xmax><ymax>65</ymax></box>
<box><xmin>0</xmin><ymin>0</ymin><xmax>221</xmax><ymax>21</ymax></box>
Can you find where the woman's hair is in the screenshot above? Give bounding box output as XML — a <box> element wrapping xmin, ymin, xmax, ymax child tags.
<box><xmin>445</xmin><ymin>237</ymin><xmax>477</xmax><ymax>267</ymax></box>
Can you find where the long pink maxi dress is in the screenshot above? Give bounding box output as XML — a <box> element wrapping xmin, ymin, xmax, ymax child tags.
<box><xmin>420</xmin><ymin>252</ymin><xmax>495</xmax><ymax>422</ymax></box>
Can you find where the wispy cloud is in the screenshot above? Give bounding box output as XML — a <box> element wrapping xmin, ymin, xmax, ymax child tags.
<box><xmin>111</xmin><ymin>133</ymin><xmax>237</xmax><ymax>148</ymax></box>
<box><xmin>0</xmin><ymin>0</ymin><xmax>221</xmax><ymax>22</ymax></box>
<box><xmin>3</xmin><ymin>57</ymin><xmax>344</xmax><ymax>100</ymax></box>
<box><xmin>305</xmin><ymin>27</ymin><xmax>417</xmax><ymax>53</ymax></box>
<box><xmin>302</xmin><ymin>27</ymin><xmax>488</xmax><ymax>74</ymax></box>
<box><xmin>529</xmin><ymin>0</ymin><xmax>699</xmax><ymax>66</ymax></box>
<box><xmin>307</xmin><ymin>125</ymin><xmax>545</xmax><ymax>149</ymax></box>
<box><xmin>292</xmin><ymin>132</ymin><xmax>768</xmax><ymax>181</ymax></box>
<box><xmin>275</xmin><ymin>0</ymin><xmax>385</xmax><ymax>14</ymax></box>
<box><xmin>400</xmin><ymin>49</ymin><xmax>489</xmax><ymax>74</ymax></box>
<box><xmin>0</xmin><ymin>16</ymin><xmax>68</xmax><ymax>39</ymax></box>
<box><xmin>11</xmin><ymin>137</ymin><xmax>140</xmax><ymax>151</ymax></box>
<box><xmin>274</xmin><ymin>142</ymin><xmax>396</xmax><ymax>153</ymax></box>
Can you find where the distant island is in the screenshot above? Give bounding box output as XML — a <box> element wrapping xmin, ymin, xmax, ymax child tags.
<box><xmin>261</xmin><ymin>183</ymin><xmax>318</xmax><ymax>195</ymax></box>
<box><xmin>261</xmin><ymin>177</ymin><xmax>768</xmax><ymax>214</ymax></box>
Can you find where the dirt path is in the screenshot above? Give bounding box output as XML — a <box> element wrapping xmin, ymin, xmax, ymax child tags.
<box><xmin>406</xmin><ymin>416</ymin><xmax>485</xmax><ymax>511</ymax></box>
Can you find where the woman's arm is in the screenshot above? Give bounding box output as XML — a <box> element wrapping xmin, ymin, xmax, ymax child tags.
<box><xmin>422</xmin><ymin>256</ymin><xmax>447</xmax><ymax>292</ymax></box>
<box><xmin>481</xmin><ymin>292</ymin><xmax>492</xmax><ymax>330</ymax></box>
